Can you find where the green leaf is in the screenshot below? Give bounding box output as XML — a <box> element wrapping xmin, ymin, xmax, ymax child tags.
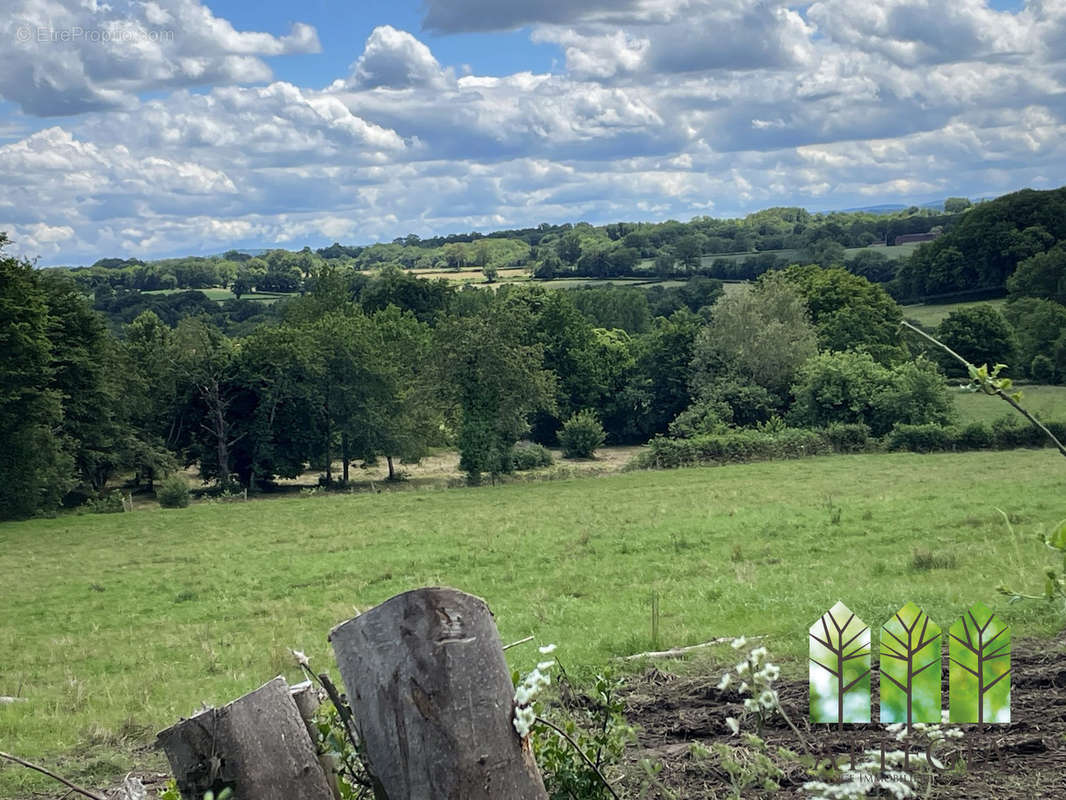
<box><xmin>948</xmin><ymin>602</ymin><xmax>1010</xmax><ymax>723</ymax></box>
<box><xmin>809</xmin><ymin>601</ymin><xmax>871</xmax><ymax>724</ymax></box>
<box><xmin>880</xmin><ymin>602</ymin><xmax>942</xmax><ymax>724</ymax></box>
<box><xmin>1047</xmin><ymin>520</ymin><xmax>1066</xmax><ymax>552</ymax></box>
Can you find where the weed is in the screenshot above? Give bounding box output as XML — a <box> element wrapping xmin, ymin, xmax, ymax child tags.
<box><xmin>909</xmin><ymin>549</ymin><xmax>958</xmax><ymax>572</ymax></box>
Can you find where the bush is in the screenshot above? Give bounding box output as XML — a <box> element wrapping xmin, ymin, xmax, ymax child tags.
<box><xmin>1031</xmin><ymin>354</ymin><xmax>1055</xmax><ymax>384</ymax></box>
<box><xmin>885</xmin><ymin>424</ymin><xmax>955</xmax><ymax>453</ymax></box>
<box><xmin>511</xmin><ymin>442</ymin><xmax>554</xmax><ymax>471</ymax></box>
<box><xmin>636</xmin><ymin>428</ymin><xmax>831</xmax><ymax>469</ymax></box>
<box><xmin>84</xmin><ymin>491</ymin><xmax>124</xmax><ymax>514</ymax></box>
<box><xmin>559</xmin><ymin>410</ymin><xmax>606</xmax><ymax>459</ymax></box>
<box><xmin>790</xmin><ymin>351</ymin><xmax>954</xmax><ymax>436</ymax></box>
<box><xmin>991</xmin><ymin>416</ymin><xmax>1052</xmax><ymax>449</ymax></box>
<box><xmin>955</xmin><ymin>421</ymin><xmax>994</xmax><ymax>450</ymax></box>
<box><xmin>157</xmin><ymin>475</ymin><xmax>191</xmax><ymax>508</ymax></box>
<box><xmin>824</xmin><ymin>423</ymin><xmax>870</xmax><ymax>453</ymax></box>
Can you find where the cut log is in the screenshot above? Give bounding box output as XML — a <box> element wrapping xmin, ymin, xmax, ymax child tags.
<box><xmin>157</xmin><ymin>676</ymin><xmax>334</xmax><ymax>800</ymax></box>
<box><xmin>330</xmin><ymin>587</ymin><xmax>548</xmax><ymax>800</ymax></box>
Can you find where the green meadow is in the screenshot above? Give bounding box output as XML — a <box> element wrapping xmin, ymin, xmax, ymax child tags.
<box><xmin>2</xmin><ymin>449</ymin><xmax>1065</xmax><ymax>796</ymax></box>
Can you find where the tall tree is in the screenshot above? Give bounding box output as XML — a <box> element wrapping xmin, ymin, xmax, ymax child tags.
<box><xmin>0</xmin><ymin>238</ymin><xmax>71</xmax><ymax>518</ymax></box>
<box><xmin>170</xmin><ymin>318</ymin><xmax>241</xmax><ymax>486</ymax></box>
<box><xmin>39</xmin><ymin>272</ymin><xmax>127</xmax><ymax>495</ymax></box>
<box><xmin>434</xmin><ymin>307</ymin><xmax>555</xmax><ymax>484</ymax></box>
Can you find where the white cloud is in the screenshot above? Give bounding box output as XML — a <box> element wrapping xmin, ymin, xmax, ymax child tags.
<box><xmin>2</xmin><ymin>1</ymin><xmax>1066</xmax><ymax>265</ymax></box>
<box><xmin>1</xmin><ymin>0</ymin><xmax>320</xmax><ymax>115</ymax></box>
<box><xmin>345</xmin><ymin>25</ymin><xmax>451</xmax><ymax>90</ymax></box>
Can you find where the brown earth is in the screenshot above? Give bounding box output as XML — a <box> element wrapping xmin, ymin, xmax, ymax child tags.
<box><xmin>620</xmin><ymin>634</ymin><xmax>1066</xmax><ymax>799</ymax></box>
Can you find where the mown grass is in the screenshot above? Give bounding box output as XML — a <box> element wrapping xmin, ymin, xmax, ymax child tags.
<box><xmin>954</xmin><ymin>384</ymin><xmax>1066</xmax><ymax>424</ymax></box>
<box><xmin>1</xmin><ymin>450</ymin><xmax>1064</xmax><ymax>796</ymax></box>
<box><xmin>901</xmin><ymin>298</ymin><xmax>1007</xmax><ymax>328</ymax></box>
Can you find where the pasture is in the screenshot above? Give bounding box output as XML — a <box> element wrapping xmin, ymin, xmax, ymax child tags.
<box><xmin>954</xmin><ymin>383</ymin><xmax>1066</xmax><ymax>424</ymax></box>
<box><xmin>2</xmin><ymin>449</ymin><xmax>1064</xmax><ymax>797</ymax></box>
<box><xmin>901</xmin><ymin>297</ymin><xmax>1008</xmax><ymax>328</ymax></box>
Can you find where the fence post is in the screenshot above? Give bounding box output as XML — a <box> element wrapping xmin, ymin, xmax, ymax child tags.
<box><xmin>157</xmin><ymin>676</ymin><xmax>334</xmax><ymax>800</ymax></box>
<box><xmin>330</xmin><ymin>587</ymin><xmax>548</xmax><ymax>800</ymax></box>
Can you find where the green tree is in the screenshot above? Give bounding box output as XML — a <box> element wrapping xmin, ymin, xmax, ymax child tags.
<box><xmin>0</xmin><ymin>239</ymin><xmax>72</xmax><ymax>518</ymax></box>
<box><xmin>170</xmin><ymin>318</ymin><xmax>241</xmax><ymax>486</ymax></box>
<box><xmin>782</xmin><ymin>265</ymin><xmax>903</xmax><ymax>357</ymax></box>
<box><xmin>1003</xmin><ymin>298</ymin><xmax>1066</xmax><ymax>378</ymax></box>
<box><xmin>935</xmin><ymin>305</ymin><xmax>1017</xmax><ymax>377</ymax></box>
<box><xmin>40</xmin><ymin>272</ymin><xmax>128</xmax><ymax>496</ymax></box>
<box><xmin>629</xmin><ymin>309</ymin><xmax>702</xmax><ymax>437</ymax></box>
<box><xmin>124</xmin><ymin>310</ymin><xmax>179</xmax><ymax>488</ymax></box>
<box><xmin>692</xmin><ymin>272</ymin><xmax>818</xmax><ymax>401</ymax></box>
<box><xmin>1007</xmin><ymin>244</ymin><xmax>1066</xmax><ymax>304</ymax></box>
<box><xmin>674</xmin><ymin>234</ymin><xmax>705</xmax><ymax>271</ymax></box>
<box><xmin>434</xmin><ymin>307</ymin><xmax>555</xmax><ymax>484</ymax></box>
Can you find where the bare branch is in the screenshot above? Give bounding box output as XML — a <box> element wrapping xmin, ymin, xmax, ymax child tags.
<box><xmin>0</xmin><ymin>752</ymin><xmax>105</xmax><ymax>800</ymax></box>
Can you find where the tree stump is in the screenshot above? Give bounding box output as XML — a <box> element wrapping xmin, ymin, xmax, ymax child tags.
<box><xmin>330</xmin><ymin>587</ymin><xmax>548</xmax><ymax>800</ymax></box>
<box><xmin>157</xmin><ymin>676</ymin><xmax>334</xmax><ymax>800</ymax></box>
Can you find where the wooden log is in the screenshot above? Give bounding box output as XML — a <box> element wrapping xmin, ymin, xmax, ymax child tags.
<box><xmin>157</xmin><ymin>676</ymin><xmax>334</xmax><ymax>800</ymax></box>
<box><xmin>330</xmin><ymin>587</ymin><xmax>548</xmax><ymax>800</ymax></box>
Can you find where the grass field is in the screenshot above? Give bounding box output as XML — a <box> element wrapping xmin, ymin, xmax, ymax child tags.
<box><xmin>142</xmin><ymin>288</ymin><xmax>290</xmax><ymax>303</ymax></box>
<box><xmin>2</xmin><ymin>450</ymin><xmax>1065</xmax><ymax>796</ymax></box>
<box><xmin>954</xmin><ymin>384</ymin><xmax>1066</xmax><ymax>424</ymax></box>
<box><xmin>901</xmin><ymin>298</ymin><xmax>1008</xmax><ymax>328</ymax></box>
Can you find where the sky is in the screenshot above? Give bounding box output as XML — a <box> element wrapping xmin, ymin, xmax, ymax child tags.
<box><xmin>0</xmin><ymin>0</ymin><xmax>1063</xmax><ymax>265</ymax></box>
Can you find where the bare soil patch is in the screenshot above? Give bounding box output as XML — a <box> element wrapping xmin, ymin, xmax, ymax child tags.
<box><xmin>622</xmin><ymin>634</ymin><xmax>1066</xmax><ymax>799</ymax></box>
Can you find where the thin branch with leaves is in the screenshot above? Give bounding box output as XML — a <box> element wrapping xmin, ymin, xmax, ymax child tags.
<box><xmin>900</xmin><ymin>319</ymin><xmax>1066</xmax><ymax>458</ymax></box>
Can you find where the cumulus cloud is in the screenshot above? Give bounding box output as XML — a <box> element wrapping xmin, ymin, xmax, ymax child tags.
<box><xmin>345</xmin><ymin>26</ymin><xmax>451</xmax><ymax>89</ymax></box>
<box><xmin>1</xmin><ymin>0</ymin><xmax>320</xmax><ymax>115</ymax></box>
<box><xmin>3</xmin><ymin>0</ymin><xmax>1066</xmax><ymax>265</ymax></box>
<box><xmin>808</xmin><ymin>0</ymin><xmax>1031</xmax><ymax>66</ymax></box>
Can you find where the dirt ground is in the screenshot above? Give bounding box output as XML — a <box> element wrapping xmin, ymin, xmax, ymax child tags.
<box><xmin>621</xmin><ymin>634</ymin><xmax>1066</xmax><ymax>799</ymax></box>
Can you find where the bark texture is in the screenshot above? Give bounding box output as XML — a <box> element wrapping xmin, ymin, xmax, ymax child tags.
<box><xmin>330</xmin><ymin>587</ymin><xmax>547</xmax><ymax>800</ymax></box>
<box><xmin>157</xmin><ymin>676</ymin><xmax>334</xmax><ymax>800</ymax></box>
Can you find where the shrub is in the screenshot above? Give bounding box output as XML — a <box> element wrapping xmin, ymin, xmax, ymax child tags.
<box><xmin>1031</xmin><ymin>354</ymin><xmax>1055</xmax><ymax>384</ymax></box>
<box><xmin>824</xmin><ymin>423</ymin><xmax>870</xmax><ymax>453</ymax></box>
<box><xmin>885</xmin><ymin>424</ymin><xmax>955</xmax><ymax>453</ymax></box>
<box><xmin>991</xmin><ymin>416</ymin><xmax>1049</xmax><ymax>449</ymax></box>
<box><xmin>790</xmin><ymin>351</ymin><xmax>954</xmax><ymax>436</ymax></box>
<box><xmin>511</xmin><ymin>442</ymin><xmax>554</xmax><ymax>471</ymax></box>
<box><xmin>559</xmin><ymin>410</ymin><xmax>606</xmax><ymax>459</ymax></box>
<box><xmin>955</xmin><ymin>421</ymin><xmax>994</xmax><ymax>450</ymax></box>
<box><xmin>636</xmin><ymin>428</ymin><xmax>831</xmax><ymax>469</ymax></box>
<box><xmin>157</xmin><ymin>475</ymin><xmax>191</xmax><ymax>508</ymax></box>
<box><xmin>84</xmin><ymin>491</ymin><xmax>124</xmax><ymax>514</ymax></box>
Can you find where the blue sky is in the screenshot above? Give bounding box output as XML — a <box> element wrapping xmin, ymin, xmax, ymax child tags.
<box><xmin>1</xmin><ymin>0</ymin><xmax>1063</xmax><ymax>264</ymax></box>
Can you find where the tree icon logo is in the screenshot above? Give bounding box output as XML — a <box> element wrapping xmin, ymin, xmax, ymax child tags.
<box><xmin>809</xmin><ymin>601</ymin><xmax>1011</xmax><ymax>725</ymax></box>
<box><xmin>809</xmin><ymin>601</ymin><xmax>872</xmax><ymax>725</ymax></box>
<box><xmin>948</xmin><ymin>602</ymin><xmax>1011</xmax><ymax>723</ymax></box>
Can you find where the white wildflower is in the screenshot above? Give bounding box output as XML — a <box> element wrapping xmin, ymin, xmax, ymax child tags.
<box><xmin>538</xmin><ymin>644</ymin><xmax>557</xmax><ymax>655</ymax></box>
<box><xmin>717</xmin><ymin>672</ymin><xmax>732</xmax><ymax>690</ymax></box>
<box><xmin>726</xmin><ymin>717</ymin><xmax>740</xmax><ymax>735</ymax></box>
<box><xmin>758</xmin><ymin>690</ymin><xmax>777</xmax><ymax>710</ymax></box>
<box><xmin>731</xmin><ymin>636</ymin><xmax>747</xmax><ymax>649</ymax></box>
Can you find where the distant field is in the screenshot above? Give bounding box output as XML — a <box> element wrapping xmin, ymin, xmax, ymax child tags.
<box><xmin>2</xmin><ymin>449</ymin><xmax>1065</xmax><ymax>796</ymax></box>
<box><xmin>954</xmin><ymin>384</ymin><xmax>1066</xmax><ymax>425</ymax></box>
<box><xmin>410</xmin><ymin>266</ymin><xmax>529</xmax><ymax>283</ymax></box>
<box><xmin>142</xmin><ymin>288</ymin><xmax>290</xmax><ymax>303</ymax></box>
<box><xmin>902</xmin><ymin>298</ymin><xmax>1008</xmax><ymax>328</ymax></box>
